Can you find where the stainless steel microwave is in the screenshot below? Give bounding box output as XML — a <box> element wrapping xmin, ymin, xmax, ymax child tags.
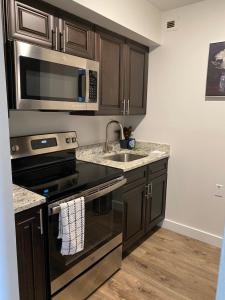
<box><xmin>12</xmin><ymin>41</ymin><xmax>99</xmax><ymax>111</ymax></box>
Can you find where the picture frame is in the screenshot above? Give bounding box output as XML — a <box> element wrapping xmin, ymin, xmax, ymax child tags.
<box><xmin>206</xmin><ymin>41</ymin><xmax>225</xmax><ymax>98</ymax></box>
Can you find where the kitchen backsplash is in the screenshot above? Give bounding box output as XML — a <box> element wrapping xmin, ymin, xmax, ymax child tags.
<box><xmin>9</xmin><ymin>111</ymin><xmax>132</xmax><ymax>146</ymax></box>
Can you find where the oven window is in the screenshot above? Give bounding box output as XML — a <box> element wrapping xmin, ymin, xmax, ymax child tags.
<box><xmin>48</xmin><ymin>189</ymin><xmax>123</xmax><ymax>282</ymax></box>
<box><xmin>20</xmin><ymin>56</ymin><xmax>86</xmax><ymax>102</ymax></box>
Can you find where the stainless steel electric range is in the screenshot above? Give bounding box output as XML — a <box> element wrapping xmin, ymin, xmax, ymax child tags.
<box><xmin>11</xmin><ymin>131</ymin><xmax>126</xmax><ymax>299</ymax></box>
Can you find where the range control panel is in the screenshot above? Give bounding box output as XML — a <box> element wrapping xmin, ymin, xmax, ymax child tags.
<box><xmin>11</xmin><ymin>132</ymin><xmax>78</xmax><ymax>159</ymax></box>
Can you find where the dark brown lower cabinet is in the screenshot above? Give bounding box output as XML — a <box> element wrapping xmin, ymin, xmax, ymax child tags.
<box><xmin>123</xmin><ymin>184</ymin><xmax>146</xmax><ymax>251</ymax></box>
<box><xmin>15</xmin><ymin>205</ymin><xmax>48</xmax><ymax>300</ymax></box>
<box><xmin>122</xmin><ymin>159</ymin><xmax>168</xmax><ymax>252</ymax></box>
<box><xmin>145</xmin><ymin>173</ymin><xmax>167</xmax><ymax>233</ymax></box>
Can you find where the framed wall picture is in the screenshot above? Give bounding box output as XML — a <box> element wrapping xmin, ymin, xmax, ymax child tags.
<box><xmin>206</xmin><ymin>41</ymin><xmax>225</xmax><ymax>98</ymax></box>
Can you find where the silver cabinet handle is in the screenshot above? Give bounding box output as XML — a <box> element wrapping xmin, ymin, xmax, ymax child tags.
<box><xmin>55</xmin><ymin>26</ymin><xmax>58</xmax><ymax>51</ymax></box>
<box><xmin>58</xmin><ymin>18</ymin><xmax>63</xmax><ymax>52</ymax></box>
<box><xmin>127</xmin><ymin>99</ymin><xmax>130</xmax><ymax>115</ymax></box>
<box><xmin>51</xmin><ymin>30</ymin><xmax>55</xmax><ymax>50</ymax></box>
<box><xmin>145</xmin><ymin>185</ymin><xmax>149</xmax><ymax>197</ymax></box>
<box><xmin>148</xmin><ymin>183</ymin><xmax>153</xmax><ymax>196</ymax></box>
<box><xmin>63</xmin><ymin>28</ymin><xmax>66</xmax><ymax>53</ymax></box>
<box><xmin>122</xmin><ymin>99</ymin><xmax>126</xmax><ymax>115</ymax></box>
<box><xmin>50</xmin><ymin>16</ymin><xmax>55</xmax><ymax>50</ymax></box>
<box><xmin>39</xmin><ymin>208</ymin><xmax>44</xmax><ymax>235</ymax></box>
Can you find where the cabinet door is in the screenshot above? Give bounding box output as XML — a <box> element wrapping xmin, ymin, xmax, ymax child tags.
<box><xmin>8</xmin><ymin>0</ymin><xmax>55</xmax><ymax>48</ymax></box>
<box><xmin>95</xmin><ymin>29</ymin><xmax>125</xmax><ymax>115</ymax></box>
<box><xmin>125</xmin><ymin>41</ymin><xmax>149</xmax><ymax>115</ymax></box>
<box><xmin>60</xmin><ymin>18</ymin><xmax>94</xmax><ymax>59</ymax></box>
<box><xmin>145</xmin><ymin>174</ymin><xmax>167</xmax><ymax>233</ymax></box>
<box><xmin>16</xmin><ymin>208</ymin><xmax>47</xmax><ymax>300</ymax></box>
<box><xmin>123</xmin><ymin>184</ymin><xmax>146</xmax><ymax>251</ymax></box>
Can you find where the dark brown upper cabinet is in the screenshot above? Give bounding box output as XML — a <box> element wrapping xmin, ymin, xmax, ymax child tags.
<box><xmin>124</xmin><ymin>41</ymin><xmax>149</xmax><ymax>115</ymax></box>
<box><xmin>95</xmin><ymin>28</ymin><xmax>125</xmax><ymax>115</ymax></box>
<box><xmin>94</xmin><ymin>29</ymin><xmax>149</xmax><ymax>116</ymax></box>
<box><xmin>59</xmin><ymin>18</ymin><xmax>95</xmax><ymax>59</ymax></box>
<box><xmin>6</xmin><ymin>0</ymin><xmax>95</xmax><ymax>59</ymax></box>
<box><xmin>7</xmin><ymin>0</ymin><xmax>55</xmax><ymax>48</ymax></box>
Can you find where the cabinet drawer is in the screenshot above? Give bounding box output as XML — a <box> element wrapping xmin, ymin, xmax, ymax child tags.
<box><xmin>148</xmin><ymin>158</ymin><xmax>168</xmax><ymax>177</ymax></box>
<box><xmin>124</xmin><ymin>166</ymin><xmax>147</xmax><ymax>190</ymax></box>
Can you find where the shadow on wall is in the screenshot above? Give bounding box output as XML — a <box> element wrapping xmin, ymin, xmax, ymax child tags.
<box><xmin>124</xmin><ymin>115</ymin><xmax>146</xmax><ymax>133</ymax></box>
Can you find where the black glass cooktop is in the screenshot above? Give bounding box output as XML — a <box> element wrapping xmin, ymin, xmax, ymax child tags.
<box><xmin>12</xmin><ymin>159</ymin><xmax>123</xmax><ymax>202</ymax></box>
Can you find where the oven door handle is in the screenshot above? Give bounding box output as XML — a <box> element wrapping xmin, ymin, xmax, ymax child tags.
<box><xmin>85</xmin><ymin>178</ymin><xmax>126</xmax><ymax>202</ymax></box>
<box><xmin>49</xmin><ymin>177</ymin><xmax>127</xmax><ymax>216</ymax></box>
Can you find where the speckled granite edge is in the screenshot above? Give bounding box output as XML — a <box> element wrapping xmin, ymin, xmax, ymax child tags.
<box><xmin>77</xmin><ymin>141</ymin><xmax>170</xmax><ymax>172</ymax></box>
<box><xmin>13</xmin><ymin>185</ymin><xmax>46</xmax><ymax>214</ymax></box>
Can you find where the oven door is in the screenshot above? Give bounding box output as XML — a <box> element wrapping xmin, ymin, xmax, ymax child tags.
<box><xmin>48</xmin><ymin>177</ymin><xmax>126</xmax><ymax>295</ymax></box>
<box><xmin>14</xmin><ymin>41</ymin><xmax>99</xmax><ymax>111</ymax></box>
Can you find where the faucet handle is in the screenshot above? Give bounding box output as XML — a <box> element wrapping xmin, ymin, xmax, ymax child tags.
<box><xmin>104</xmin><ymin>142</ymin><xmax>113</xmax><ymax>153</ymax></box>
<box><xmin>107</xmin><ymin>143</ymin><xmax>113</xmax><ymax>152</ymax></box>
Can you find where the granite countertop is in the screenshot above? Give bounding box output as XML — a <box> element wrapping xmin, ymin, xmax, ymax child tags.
<box><xmin>13</xmin><ymin>184</ymin><xmax>46</xmax><ymax>214</ymax></box>
<box><xmin>77</xmin><ymin>141</ymin><xmax>170</xmax><ymax>172</ymax></box>
<box><xmin>12</xmin><ymin>141</ymin><xmax>169</xmax><ymax>213</ymax></box>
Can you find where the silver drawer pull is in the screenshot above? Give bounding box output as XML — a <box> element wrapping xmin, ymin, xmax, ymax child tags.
<box><xmin>39</xmin><ymin>209</ymin><xmax>44</xmax><ymax>235</ymax></box>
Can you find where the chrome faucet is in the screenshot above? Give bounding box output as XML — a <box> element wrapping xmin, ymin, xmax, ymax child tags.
<box><xmin>105</xmin><ymin>120</ymin><xmax>125</xmax><ymax>153</ymax></box>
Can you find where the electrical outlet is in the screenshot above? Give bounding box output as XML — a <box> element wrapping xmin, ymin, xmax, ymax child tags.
<box><xmin>215</xmin><ymin>184</ymin><xmax>224</xmax><ymax>198</ymax></box>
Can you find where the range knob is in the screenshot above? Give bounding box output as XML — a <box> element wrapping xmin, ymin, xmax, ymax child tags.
<box><xmin>66</xmin><ymin>138</ymin><xmax>71</xmax><ymax>144</ymax></box>
<box><xmin>72</xmin><ymin>137</ymin><xmax>76</xmax><ymax>143</ymax></box>
<box><xmin>11</xmin><ymin>145</ymin><xmax>20</xmax><ymax>153</ymax></box>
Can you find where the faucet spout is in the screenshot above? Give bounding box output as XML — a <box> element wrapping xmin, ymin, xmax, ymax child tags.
<box><xmin>105</xmin><ymin>120</ymin><xmax>125</xmax><ymax>153</ymax></box>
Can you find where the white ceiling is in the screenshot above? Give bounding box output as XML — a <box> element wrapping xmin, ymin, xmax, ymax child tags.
<box><xmin>148</xmin><ymin>0</ymin><xmax>204</xmax><ymax>11</ymax></box>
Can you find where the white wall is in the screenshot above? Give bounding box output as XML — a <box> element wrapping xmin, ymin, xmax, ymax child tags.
<box><xmin>44</xmin><ymin>0</ymin><xmax>161</xmax><ymax>47</ymax></box>
<box><xmin>72</xmin><ymin>0</ymin><xmax>161</xmax><ymax>44</ymax></box>
<box><xmin>130</xmin><ymin>0</ymin><xmax>225</xmax><ymax>246</ymax></box>
<box><xmin>0</xmin><ymin>3</ymin><xmax>19</xmax><ymax>299</ymax></box>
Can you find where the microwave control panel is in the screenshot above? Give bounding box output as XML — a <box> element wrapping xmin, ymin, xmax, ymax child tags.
<box><xmin>89</xmin><ymin>70</ymin><xmax>97</xmax><ymax>102</ymax></box>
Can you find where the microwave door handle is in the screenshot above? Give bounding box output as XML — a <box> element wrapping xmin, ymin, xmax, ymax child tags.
<box><xmin>78</xmin><ymin>71</ymin><xmax>86</xmax><ymax>102</ymax></box>
<box><xmin>49</xmin><ymin>178</ymin><xmax>127</xmax><ymax>216</ymax></box>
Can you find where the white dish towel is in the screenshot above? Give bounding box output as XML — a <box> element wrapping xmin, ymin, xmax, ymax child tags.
<box><xmin>57</xmin><ymin>197</ymin><xmax>85</xmax><ymax>256</ymax></box>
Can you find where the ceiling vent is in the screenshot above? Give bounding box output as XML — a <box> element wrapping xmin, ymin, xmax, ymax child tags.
<box><xmin>167</xmin><ymin>20</ymin><xmax>175</xmax><ymax>29</ymax></box>
<box><xmin>165</xmin><ymin>18</ymin><xmax>178</xmax><ymax>31</ymax></box>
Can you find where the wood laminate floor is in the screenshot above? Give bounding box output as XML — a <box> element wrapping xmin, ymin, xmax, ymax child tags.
<box><xmin>89</xmin><ymin>228</ymin><xmax>220</xmax><ymax>300</ymax></box>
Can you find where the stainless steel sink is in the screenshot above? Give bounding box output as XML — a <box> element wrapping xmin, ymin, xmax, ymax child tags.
<box><xmin>105</xmin><ymin>153</ymin><xmax>147</xmax><ymax>162</ymax></box>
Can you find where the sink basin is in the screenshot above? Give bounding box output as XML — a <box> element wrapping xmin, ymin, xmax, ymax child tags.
<box><xmin>105</xmin><ymin>153</ymin><xmax>147</xmax><ymax>162</ymax></box>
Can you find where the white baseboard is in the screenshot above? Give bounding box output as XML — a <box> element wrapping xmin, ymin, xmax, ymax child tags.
<box><xmin>162</xmin><ymin>219</ymin><xmax>222</xmax><ymax>248</ymax></box>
